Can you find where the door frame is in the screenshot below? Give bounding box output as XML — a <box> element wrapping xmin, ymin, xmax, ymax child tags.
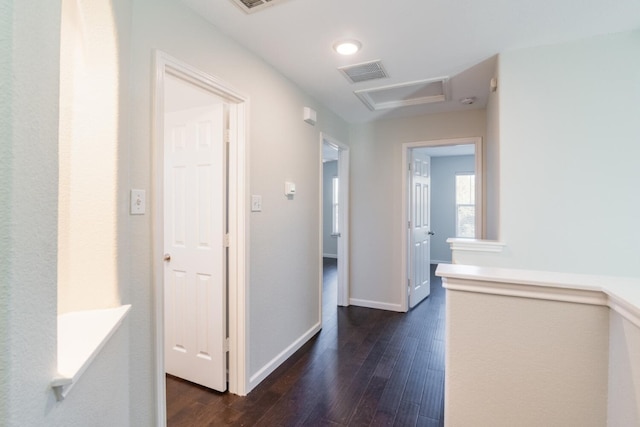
<box><xmin>319</xmin><ymin>133</ymin><xmax>350</xmax><ymax>307</ymax></box>
<box><xmin>152</xmin><ymin>51</ymin><xmax>249</xmax><ymax>425</ymax></box>
<box><xmin>400</xmin><ymin>137</ymin><xmax>483</xmax><ymax>311</ymax></box>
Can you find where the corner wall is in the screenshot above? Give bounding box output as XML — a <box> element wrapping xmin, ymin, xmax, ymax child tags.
<box><xmin>457</xmin><ymin>30</ymin><xmax>640</xmax><ymax>277</ymax></box>
<box><xmin>607</xmin><ymin>312</ymin><xmax>640</xmax><ymax>426</ymax></box>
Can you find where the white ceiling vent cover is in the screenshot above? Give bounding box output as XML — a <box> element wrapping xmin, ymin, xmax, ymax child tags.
<box><xmin>338</xmin><ymin>60</ymin><xmax>389</xmax><ymax>84</ymax></box>
<box><xmin>230</xmin><ymin>0</ymin><xmax>289</xmax><ymax>13</ymax></box>
<box><xmin>354</xmin><ymin>77</ymin><xmax>450</xmax><ymax>111</ymax></box>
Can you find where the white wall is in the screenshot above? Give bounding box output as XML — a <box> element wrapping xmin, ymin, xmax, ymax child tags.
<box><xmin>1</xmin><ymin>1</ymin><xmax>131</xmax><ymax>426</ymax></box>
<box><xmin>607</xmin><ymin>311</ymin><xmax>640</xmax><ymax>426</ymax></box>
<box><xmin>347</xmin><ymin>110</ymin><xmax>486</xmax><ymax>310</ymax></box>
<box><xmin>444</xmin><ymin>274</ymin><xmax>611</xmax><ymax>427</ymax></box>
<box><xmin>322</xmin><ymin>161</ymin><xmax>338</xmax><ymax>257</ymax></box>
<box><xmin>456</xmin><ymin>30</ymin><xmax>640</xmax><ymax>277</ymax></box>
<box><xmin>128</xmin><ymin>0</ymin><xmax>349</xmax><ymax>422</ymax></box>
<box><xmin>430</xmin><ymin>155</ymin><xmax>475</xmax><ymax>263</ymax></box>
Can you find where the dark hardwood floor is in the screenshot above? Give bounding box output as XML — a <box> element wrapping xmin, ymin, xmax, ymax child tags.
<box><xmin>167</xmin><ymin>259</ymin><xmax>445</xmax><ymax>426</ymax></box>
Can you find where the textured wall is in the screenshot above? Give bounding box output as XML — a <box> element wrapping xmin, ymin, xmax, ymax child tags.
<box><xmin>607</xmin><ymin>312</ymin><xmax>640</xmax><ymax>426</ymax></box>
<box><xmin>1</xmin><ymin>1</ymin><xmax>132</xmax><ymax>425</ymax></box>
<box><xmin>447</xmin><ymin>289</ymin><xmax>609</xmax><ymax>427</ymax></box>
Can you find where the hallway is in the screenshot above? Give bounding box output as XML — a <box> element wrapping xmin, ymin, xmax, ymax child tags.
<box><xmin>167</xmin><ymin>261</ymin><xmax>445</xmax><ymax>426</ymax></box>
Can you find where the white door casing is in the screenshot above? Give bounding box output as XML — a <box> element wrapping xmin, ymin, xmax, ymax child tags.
<box><xmin>320</xmin><ymin>133</ymin><xmax>350</xmax><ymax>308</ymax></box>
<box><xmin>154</xmin><ymin>51</ymin><xmax>249</xmax><ymax>426</ymax></box>
<box><xmin>164</xmin><ymin>104</ymin><xmax>227</xmax><ymax>392</ymax></box>
<box><xmin>409</xmin><ymin>150</ymin><xmax>432</xmax><ymax>308</ymax></box>
<box><xmin>400</xmin><ymin>137</ymin><xmax>483</xmax><ymax>312</ymax></box>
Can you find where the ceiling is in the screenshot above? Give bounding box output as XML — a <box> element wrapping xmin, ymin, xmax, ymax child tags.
<box><xmin>181</xmin><ymin>0</ymin><xmax>640</xmax><ymax>124</ymax></box>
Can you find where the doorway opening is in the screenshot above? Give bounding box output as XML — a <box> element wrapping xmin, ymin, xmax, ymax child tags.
<box><xmin>153</xmin><ymin>51</ymin><xmax>248</xmax><ymax>425</ymax></box>
<box><xmin>401</xmin><ymin>137</ymin><xmax>483</xmax><ymax>310</ymax></box>
<box><xmin>320</xmin><ymin>134</ymin><xmax>350</xmax><ymax>314</ymax></box>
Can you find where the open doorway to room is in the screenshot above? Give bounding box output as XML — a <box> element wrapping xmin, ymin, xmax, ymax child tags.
<box><xmin>154</xmin><ymin>51</ymin><xmax>248</xmax><ymax>425</ymax></box>
<box><xmin>401</xmin><ymin>137</ymin><xmax>483</xmax><ymax>310</ymax></box>
<box><xmin>320</xmin><ymin>134</ymin><xmax>350</xmax><ymax>320</ymax></box>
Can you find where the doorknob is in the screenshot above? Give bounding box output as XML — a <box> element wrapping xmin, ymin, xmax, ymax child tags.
<box><xmin>427</xmin><ymin>231</ymin><xmax>435</xmax><ymax>236</ymax></box>
<box><xmin>163</xmin><ymin>253</ymin><xmax>171</xmax><ymax>262</ymax></box>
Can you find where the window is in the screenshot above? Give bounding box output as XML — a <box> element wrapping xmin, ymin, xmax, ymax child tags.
<box><xmin>332</xmin><ymin>176</ymin><xmax>339</xmax><ymax>235</ymax></box>
<box><xmin>455</xmin><ymin>173</ymin><xmax>475</xmax><ymax>238</ymax></box>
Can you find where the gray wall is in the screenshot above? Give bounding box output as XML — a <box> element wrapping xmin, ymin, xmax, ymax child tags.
<box><xmin>430</xmin><ymin>155</ymin><xmax>475</xmax><ymax>263</ymax></box>
<box><xmin>322</xmin><ymin>161</ymin><xmax>338</xmax><ymax>257</ymax></box>
<box><xmin>347</xmin><ymin>110</ymin><xmax>487</xmax><ymax>310</ymax></box>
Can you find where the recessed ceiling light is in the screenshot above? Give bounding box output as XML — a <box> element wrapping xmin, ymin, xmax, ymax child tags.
<box><xmin>333</xmin><ymin>40</ymin><xmax>362</xmax><ymax>56</ymax></box>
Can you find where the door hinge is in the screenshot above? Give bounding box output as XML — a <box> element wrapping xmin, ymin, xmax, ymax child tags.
<box><xmin>225</xmin><ymin>128</ymin><xmax>231</xmax><ymax>144</ymax></box>
<box><xmin>408</xmin><ymin>220</ymin><xmax>411</xmax><ymax>229</ymax></box>
<box><xmin>408</xmin><ymin>162</ymin><xmax>411</xmax><ymax>171</ymax></box>
<box><xmin>224</xmin><ymin>337</ymin><xmax>230</xmax><ymax>352</ymax></box>
<box><xmin>224</xmin><ymin>234</ymin><xmax>230</xmax><ymax>247</ymax></box>
<box><xmin>408</xmin><ymin>279</ymin><xmax>411</xmax><ymax>294</ymax></box>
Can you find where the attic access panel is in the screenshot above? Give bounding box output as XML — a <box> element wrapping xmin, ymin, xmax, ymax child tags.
<box><xmin>230</xmin><ymin>0</ymin><xmax>290</xmax><ymax>13</ymax></box>
<box><xmin>354</xmin><ymin>77</ymin><xmax>450</xmax><ymax>111</ymax></box>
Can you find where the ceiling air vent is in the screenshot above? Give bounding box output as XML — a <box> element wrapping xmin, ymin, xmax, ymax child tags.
<box><xmin>354</xmin><ymin>77</ymin><xmax>450</xmax><ymax>111</ymax></box>
<box><xmin>338</xmin><ymin>60</ymin><xmax>389</xmax><ymax>84</ymax></box>
<box><xmin>230</xmin><ymin>0</ymin><xmax>288</xmax><ymax>13</ymax></box>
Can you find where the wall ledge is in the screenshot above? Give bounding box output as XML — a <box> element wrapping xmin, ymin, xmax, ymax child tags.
<box><xmin>446</xmin><ymin>238</ymin><xmax>506</xmax><ymax>253</ymax></box>
<box><xmin>436</xmin><ymin>264</ymin><xmax>640</xmax><ymax>328</ymax></box>
<box><xmin>52</xmin><ymin>305</ymin><xmax>131</xmax><ymax>401</ymax></box>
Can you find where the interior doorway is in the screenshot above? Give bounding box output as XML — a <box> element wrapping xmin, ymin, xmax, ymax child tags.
<box><xmin>163</xmin><ymin>74</ymin><xmax>228</xmax><ymax>392</ymax></box>
<box><xmin>320</xmin><ymin>134</ymin><xmax>350</xmax><ymax>311</ymax></box>
<box><xmin>401</xmin><ymin>137</ymin><xmax>483</xmax><ymax>311</ymax></box>
<box><xmin>153</xmin><ymin>51</ymin><xmax>248</xmax><ymax>425</ymax></box>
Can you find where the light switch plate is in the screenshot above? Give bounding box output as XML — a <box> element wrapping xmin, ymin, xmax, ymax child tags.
<box><xmin>251</xmin><ymin>195</ymin><xmax>262</xmax><ymax>212</ymax></box>
<box><xmin>130</xmin><ymin>189</ymin><xmax>145</xmax><ymax>215</ymax></box>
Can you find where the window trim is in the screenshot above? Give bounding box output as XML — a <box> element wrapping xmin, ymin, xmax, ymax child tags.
<box><xmin>455</xmin><ymin>172</ymin><xmax>476</xmax><ymax>238</ymax></box>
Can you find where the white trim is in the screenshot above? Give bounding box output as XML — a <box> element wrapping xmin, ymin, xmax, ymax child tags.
<box><xmin>52</xmin><ymin>305</ymin><xmax>131</xmax><ymax>401</ymax></box>
<box><xmin>248</xmin><ymin>322</ymin><xmax>321</xmax><ymax>389</ymax></box>
<box><xmin>152</xmin><ymin>51</ymin><xmax>249</xmax><ymax>425</ymax></box>
<box><xmin>436</xmin><ymin>264</ymin><xmax>640</xmax><ymax>329</ymax></box>
<box><xmin>400</xmin><ymin>137</ymin><xmax>483</xmax><ymax>312</ymax></box>
<box><xmin>349</xmin><ymin>298</ymin><xmax>404</xmax><ymax>312</ymax></box>
<box><xmin>430</xmin><ymin>259</ymin><xmax>451</xmax><ymax>265</ymax></box>
<box><xmin>320</xmin><ymin>133</ymin><xmax>350</xmax><ymax>308</ymax></box>
<box><xmin>323</xmin><ymin>253</ymin><xmax>338</xmax><ymax>259</ymax></box>
<box><xmin>446</xmin><ymin>238</ymin><xmax>505</xmax><ymax>253</ymax></box>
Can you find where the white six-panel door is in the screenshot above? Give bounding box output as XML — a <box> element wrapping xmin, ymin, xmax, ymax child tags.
<box><xmin>409</xmin><ymin>151</ymin><xmax>432</xmax><ymax>308</ymax></box>
<box><xmin>164</xmin><ymin>104</ymin><xmax>227</xmax><ymax>392</ymax></box>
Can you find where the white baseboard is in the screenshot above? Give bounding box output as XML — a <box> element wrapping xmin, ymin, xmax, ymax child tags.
<box><xmin>430</xmin><ymin>259</ymin><xmax>451</xmax><ymax>265</ymax></box>
<box><xmin>349</xmin><ymin>298</ymin><xmax>404</xmax><ymax>312</ymax></box>
<box><xmin>323</xmin><ymin>253</ymin><xmax>338</xmax><ymax>259</ymax></box>
<box><xmin>248</xmin><ymin>321</ymin><xmax>321</xmax><ymax>392</ymax></box>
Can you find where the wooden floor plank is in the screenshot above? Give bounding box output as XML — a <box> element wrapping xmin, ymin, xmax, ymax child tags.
<box><xmin>167</xmin><ymin>259</ymin><xmax>446</xmax><ymax>426</ymax></box>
